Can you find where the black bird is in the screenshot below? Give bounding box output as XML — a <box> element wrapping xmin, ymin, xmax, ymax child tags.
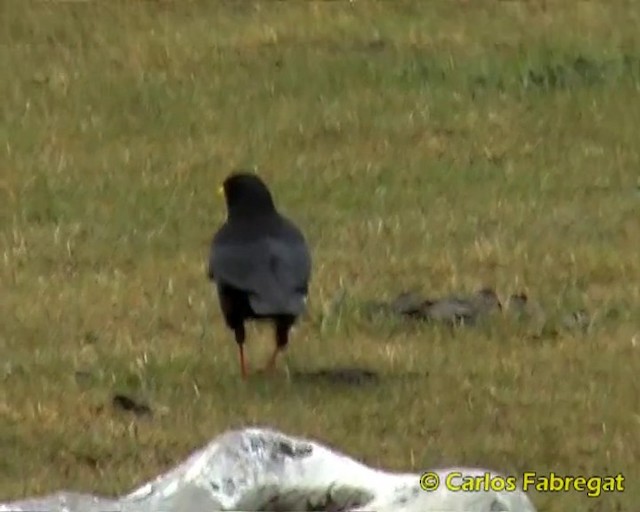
<box><xmin>207</xmin><ymin>172</ymin><xmax>311</xmax><ymax>378</ymax></box>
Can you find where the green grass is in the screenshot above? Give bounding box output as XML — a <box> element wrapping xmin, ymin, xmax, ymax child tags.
<box><xmin>1</xmin><ymin>1</ymin><xmax>639</xmax><ymax>510</ymax></box>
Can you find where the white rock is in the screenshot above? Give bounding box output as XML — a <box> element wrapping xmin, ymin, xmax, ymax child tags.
<box><xmin>0</xmin><ymin>427</ymin><xmax>537</xmax><ymax>511</ymax></box>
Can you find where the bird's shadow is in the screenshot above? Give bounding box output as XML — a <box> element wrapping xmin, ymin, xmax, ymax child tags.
<box><xmin>290</xmin><ymin>367</ymin><xmax>381</xmax><ymax>386</ymax></box>
<box><xmin>260</xmin><ymin>366</ymin><xmax>430</xmax><ymax>388</ymax></box>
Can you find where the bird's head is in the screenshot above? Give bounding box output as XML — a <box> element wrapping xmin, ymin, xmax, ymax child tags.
<box><xmin>219</xmin><ymin>171</ymin><xmax>277</xmax><ymax>219</ymax></box>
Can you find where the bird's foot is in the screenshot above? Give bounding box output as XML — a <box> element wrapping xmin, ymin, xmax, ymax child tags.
<box><xmin>255</xmin><ymin>362</ymin><xmax>279</xmax><ymax>376</ymax></box>
<box><xmin>256</xmin><ymin>364</ymin><xmax>276</xmax><ymax>375</ymax></box>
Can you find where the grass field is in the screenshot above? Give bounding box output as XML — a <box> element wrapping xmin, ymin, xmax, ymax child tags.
<box><xmin>1</xmin><ymin>1</ymin><xmax>640</xmax><ymax>510</ymax></box>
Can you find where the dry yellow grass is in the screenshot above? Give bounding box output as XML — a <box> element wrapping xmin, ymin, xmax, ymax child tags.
<box><xmin>1</xmin><ymin>2</ymin><xmax>639</xmax><ymax>511</ymax></box>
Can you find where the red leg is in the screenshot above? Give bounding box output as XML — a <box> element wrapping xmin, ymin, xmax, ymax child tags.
<box><xmin>261</xmin><ymin>318</ymin><xmax>292</xmax><ymax>373</ymax></box>
<box><xmin>233</xmin><ymin>324</ymin><xmax>248</xmax><ymax>379</ymax></box>
<box><xmin>264</xmin><ymin>347</ymin><xmax>280</xmax><ymax>371</ymax></box>
<box><xmin>239</xmin><ymin>344</ymin><xmax>248</xmax><ymax>379</ymax></box>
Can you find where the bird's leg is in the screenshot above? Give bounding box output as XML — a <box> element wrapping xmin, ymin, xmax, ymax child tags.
<box><xmin>264</xmin><ymin>347</ymin><xmax>280</xmax><ymax>372</ymax></box>
<box><xmin>263</xmin><ymin>319</ymin><xmax>291</xmax><ymax>373</ymax></box>
<box><xmin>239</xmin><ymin>345</ymin><xmax>248</xmax><ymax>379</ymax></box>
<box><xmin>234</xmin><ymin>324</ymin><xmax>248</xmax><ymax>379</ymax></box>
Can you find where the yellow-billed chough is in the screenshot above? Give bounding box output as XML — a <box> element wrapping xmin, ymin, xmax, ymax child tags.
<box><xmin>208</xmin><ymin>172</ymin><xmax>311</xmax><ymax>378</ymax></box>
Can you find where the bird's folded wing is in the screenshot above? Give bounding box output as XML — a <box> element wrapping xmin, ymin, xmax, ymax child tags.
<box><xmin>210</xmin><ymin>237</ymin><xmax>311</xmax><ymax>315</ymax></box>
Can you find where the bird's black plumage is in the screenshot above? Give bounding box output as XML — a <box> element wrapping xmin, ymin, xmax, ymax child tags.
<box><xmin>208</xmin><ymin>172</ymin><xmax>311</xmax><ymax>377</ymax></box>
